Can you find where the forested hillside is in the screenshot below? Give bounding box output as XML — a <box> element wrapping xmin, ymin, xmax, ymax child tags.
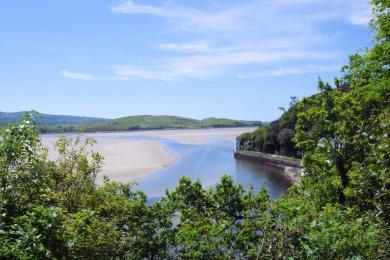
<box><xmin>0</xmin><ymin>112</ymin><xmax>262</xmax><ymax>133</ymax></box>
<box><xmin>238</xmin><ymin>99</ymin><xmax>300</xmax><ymax>157</ymax></box>
<box><xmin>80</xmin><ymin>115</ymin><xmax>262</xmax><ymax>132</ymax></box>
<box><xmin>0</xmin><ymin>0</ymin><xmax>388</xmax><ymax>258</ymax></box>
<box><xmin>0</xmin><ymin>111</ymin><xmax>109</xmax><ymax>126</ymax></box>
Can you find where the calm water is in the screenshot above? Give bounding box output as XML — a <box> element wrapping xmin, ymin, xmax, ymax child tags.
<box><xmin>45</xmin><ymin>132</ymin><xmax>292</xmax><ymax>201</ymax></box>
<box><xmin>137</xmin><ymin>138</ymin><xmax>291</xmax><ymax>202</ymax></box>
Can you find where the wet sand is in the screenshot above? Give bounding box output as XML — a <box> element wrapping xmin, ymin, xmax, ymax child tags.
<box><xmin>41</xmin><ymin>127</ymin><xmax>257</xmax><ymax>182</ymax></box>
<box><xmin>78</xmin><ymin>127</ymin><xmax>258</xmax><ymax>145</ymax></box>
<box><xmin>42</xmin><ymin>139</ymin><xmax>176</xmax><ymax>183</ymax></box>
<box><xmin>93</xmin><ymin>140</ymin><xmax>176</xmax><ymax>183</ymax></box>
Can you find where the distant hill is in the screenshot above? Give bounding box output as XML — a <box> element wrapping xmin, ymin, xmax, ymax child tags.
<box><xmin>0</xmin><ymin>111</ymin><xmax>109</xmax><ymax>126</ymax></box>
<box><xmin>84</xmin><ymin>115</ymin><xmax>262</xmax><ymax>132</ymax></box>
<box><xmin>200</xmin><ymin>117</ymin><xmax>260</xmax><ymax>128</ymax></box>
<box><xmin>0</xmin><ymin>112</ymin><xmax>262</xmax><ymax>133</ymax></box>
<box><xmin>85</xmin><ymin>115</ymin><xmax>200</xmax><ymax>131</ymax></box>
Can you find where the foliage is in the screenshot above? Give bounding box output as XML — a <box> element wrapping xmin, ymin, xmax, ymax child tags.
<box><xmin>0</xmin><ymin>111</ymin><xmax>109</xmax><ymax>126</ymax></box>
<box><xmin>238</xmin><ymin>102</ymin><xmax>300</xmax><ymax>157</ymax></box>
<box><xmin>200</xmin><ymin>117</ymin><xmax>262</xmax><ymax>128</ymax></box>
<box><xmin>1</xmin><ymin>1</ymin><xmax>389</xmax><ymax>258</ymax></box>
<box><xmin>0</xmin><ymin>99</ymin><xmax>389</xmax><ymax>258</ymax></box>
<box><xmin>81</xmin><ymin>115</ymin><xmax>262</xmax><ymax>132</ymax></box>
<box><xmin>1</xmin><ymin>113</ymin><xmax>262</xmax><ymax>133</ymax></box>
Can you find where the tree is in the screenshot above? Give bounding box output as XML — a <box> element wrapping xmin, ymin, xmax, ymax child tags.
<box><xmin>294</xmin><ymin>0</ymin><xmax>390</xmax><ymax>210</ymax></box>
<box><xmin>289</xmin><ymin>96</ymin><xmax>299</xmax><ymax>106</ymax></box>
<box><xmin>0</xmin><ymin>1</ymin><xmax>389</xmax><ymax>257</ymax></box>
<box><xmin>277</xmin><ymin>128</ymin><xmax>295</xmax><ymax>157</ymax></box>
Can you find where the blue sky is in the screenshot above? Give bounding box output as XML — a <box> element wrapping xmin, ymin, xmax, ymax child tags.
<box><xmin>0</xmin><ymin>0</ymin><xmax>373</xmax><ymax>121</ymax></box>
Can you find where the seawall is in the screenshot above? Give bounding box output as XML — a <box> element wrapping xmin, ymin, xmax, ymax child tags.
<box><xmin>234</xmin><ymin>150</ymin><xmax>302</xmax><ymax>183</ymax></box>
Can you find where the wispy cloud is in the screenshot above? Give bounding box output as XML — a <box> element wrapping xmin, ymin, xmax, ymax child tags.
<box><xmin>60</xmin><ymin>70</ymin><xmax>94</xmax><ymax>80</ymax></box>
<box><xmin>111</xmin><ymin>1</ymin><xmax>250</xmax><ymax>32</ymax></box>
<box><xmin>238</xmin><ymin>64</ymin><xmax>341</xmax><ymax>79</ymax></box>
<box><xmin>113</xmin><ymin>66</ymin><xmax>170</xmax><ymax>81</ymax></box>
<box><xmin>157</xmin><ymin>43</ymin><xmax>210</xmax><ymax>53</ymax></box>
<box><xmin>111</xmin><ymin>0</ymin><xmax>372</xmax><ymax>32</ymax></box>
<box><xmin>113</xmin><ymin>50</ymin><xmax>337</xmax><ymax>81</ymax></box>
<box><xmin>111</xmin><ymin>1</ymin><xmax>163</xmax><ymax>15</ymax></box>
<box><xmin>348</xmin><ymin>2</ymin><xmax>373</xmax><ymax>26</ymax></box>
<box><xmin>109</xmin><ymin>0</ymin><xmax>372</xmax><ymax>81</ymax></box>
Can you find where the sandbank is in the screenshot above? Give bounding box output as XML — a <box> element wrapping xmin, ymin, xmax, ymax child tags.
<box><xmin>42</xmin><ymin>139</ymin><xmax>176</xmax><ymax>184</ymax></box>
<box><xmin>41</xmin><ymin>127</ymin><xmax>257</xmax><ymax>182</ymax></box>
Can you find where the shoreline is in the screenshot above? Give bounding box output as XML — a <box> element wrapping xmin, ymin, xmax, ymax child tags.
<box><xmin>41</xmin><ymin>126</ymin><xmax>258</xmax><ymax>145</ymax></box>
<box><xmin>41</xmin><ymin>127</ymin><xmax>256</xmax><ymax>182</ymax></box>
<box><xmin>93</xmin><ymin>140</ymin><xmax>177</xmax><ymax>184</ymax></box>
<box><xmin>42</xmin><ymin>139</ymin><xmax>177</xmax><ymax>184</ymax></box>
<box><xmin>234</xmin><ymin>150</ymin><xmax>302</xmax><ymax>183</ymax></box>
<box><xmin>39</xmin><ymin>126</ymin><xmax>260</xmax><ymax>137</ymax></box>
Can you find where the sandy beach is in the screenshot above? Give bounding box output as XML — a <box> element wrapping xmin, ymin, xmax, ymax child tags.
<box><xmin>65</xmin><ymin>126</ymin><xmax>257</xmax><ymax>145</ymax></box>
<box><xmin>41</xmin><ymin>127</ymin><xmax>257</xmax><ymax>182</ymax></box>
<box><xmin>42</xmin><ymin>139</ymin><xmax>176</xmax><ymax>183</ymax></box>
<box><xmin>128</xmin><ymin>127</ymin><xmax>257</xmax><ymax>144</ymax></box>
<box><xmin>94</xmin><ymin>140</ymin><xmax>176</xmax><ymax>183</ymax></box>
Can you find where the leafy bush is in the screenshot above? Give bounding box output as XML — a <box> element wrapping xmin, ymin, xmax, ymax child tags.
<box><xmin>0</xmin><ymin>1</ymin><xmax>389</xmax><ymax>258</ymax></box>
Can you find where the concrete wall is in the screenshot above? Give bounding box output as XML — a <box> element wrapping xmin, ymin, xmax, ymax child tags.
<box><xmin>234</xmin><ymin>150</ymin><xmax>302</xmax><ymax>168</ymax></box>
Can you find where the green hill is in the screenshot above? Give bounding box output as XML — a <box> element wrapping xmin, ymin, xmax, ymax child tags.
<box><xmin>0</xmin><ymin>111</ymin><xmax>109</xmax><ymax>126</ymax></box>
<box><xmin>0</xmin><ymin>112</ymin><xmax>262</xmax><ymax>133</ymax></box>
<box><xmin>200</xmin><ymin>117</ymin><xmax>260</xmax><ymax>127</ymax></box>
<box><xmin>83</xmin><ymin>115</ymin><xmax>262</xmax><ymax>132</ymax></box>
<box><xmin>84</xmin><ymin>115</ymin><xmax>200</xmax><ymax>131</ymax></box>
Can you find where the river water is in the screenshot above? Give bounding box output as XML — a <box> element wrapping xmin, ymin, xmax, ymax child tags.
<box><xmin>44</xmin><ymin>132</ymin><xmax>292</xmax><ymax>201</ymax></box>
<box><xmin>139</xmin><ymin>137</ymin><xmax>292</xmax><ymax>202</ymax></box>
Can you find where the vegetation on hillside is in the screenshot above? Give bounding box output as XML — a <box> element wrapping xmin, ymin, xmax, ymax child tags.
<box><xmin>38</xmin><ymin>115</ymin><xmax>262</xmax><ymax>133</ymax></box>
<box><xmin>0</xmin><ymin>112</ymin><xmax>262</xmax><ymax>133</ymax></box>
<box><xmin>0</xmin><ymin>1</ymin><xmax>389</xmax><ymax>258</ymax></box>
<box><xmin>0</xmin><ymin>111</ymin><xmax>262</xmax><ymax>133</ymax></box>
<box><xmin>0</xmin><ymin>111</ymin><xmax>109</xmax><ymax>126</ymax></box>
<box><xmin>238</xmin><ymin>100</ymin><xmax>300</xmax><ymax>157</ymax></box>
<box><xmin>0</xmin><ymin>113</ymin><xmax>262</xmax><ymax>133</ymax></box>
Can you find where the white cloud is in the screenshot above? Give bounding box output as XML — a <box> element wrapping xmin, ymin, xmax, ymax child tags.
<box><xmin>158</xmin><ymin>43</ymin><xmax>210</xmax><ymax>53</ymax></box>
<box><xmin>113</xmin><ymin>66</ymin><xmax>170</xmax><ymax>81</ymax></box>
<box><xmin>113</xmin><ymin>50</ymin><xmax>337</xmax><ymax>81</ymax></box>
<box><xmin>111</xmin><ymin>1</ymin><xmax>163</xmax><ymax>15</ymax></box>
<box><xmin>111</xmin><ymin>1</ymin><xmax>250</xmax><ymax>32</ymax></box>
<box><xmin>60</xmin><ymin>70</ymin><xmax>94</xmax><ymax>80</ymax></box>
<box><xmin>238</xmin><ymin>64</ymin><xmax>340</xmax><ymax>79</ymax></box>
<box><xmin>348</xmin><ymin>2</ymin><xmax>373</xmax><ymax>26</ymax></box>
<box><xmin>111</xmin><ymin>0</ymin><xmax>372</xmax><ymax>33</ymax></box>
<box><xmin>109</xmin><ymin>0</ymin><xmax>372</xmax><ymax>81</ymax></box>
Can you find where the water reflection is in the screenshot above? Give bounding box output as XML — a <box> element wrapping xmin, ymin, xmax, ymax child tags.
<box><xmin>136</xmin><ymin>138</ymin><xmax>292</xmax><ymax>200</ymax></box>
<box><xmin>43</xmin><ymin>132</ymin><xmax>293</xmax><ymax>201</ymax></box>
